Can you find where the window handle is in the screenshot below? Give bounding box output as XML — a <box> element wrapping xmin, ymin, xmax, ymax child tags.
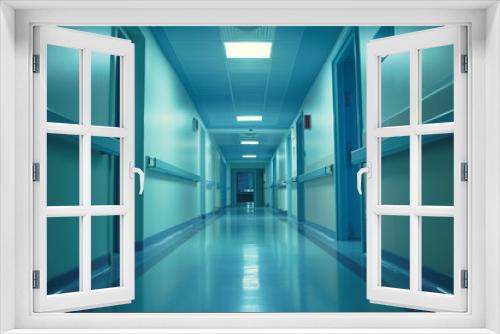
<box><xmin>130</xmin><ymin>162</ymin><xmax>145</xmax><ymax>195</ymax></box>
<box><xmin>356</xmin><ymin>163</ymin><xmax>371</xmax><ymax>195</ymax></box>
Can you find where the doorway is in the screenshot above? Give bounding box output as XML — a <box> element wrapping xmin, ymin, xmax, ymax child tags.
<box><xmin>296</xmin><ymin>113</ymin><xmax>305</xmax><ymax>222</ymax></box>
<box><xmin>332</xmin><ymin>28</ymin><xmax>363</xmax><ymax>241</ymax></box>
<box><xmin>236</xmin><ymin>171</ymin><xmax>255</xmax><ymax>206</ymax></box>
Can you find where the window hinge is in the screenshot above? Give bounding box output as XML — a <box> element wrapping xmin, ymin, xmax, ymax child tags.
<box><xmin>461</xmin><ymin>269</ymin><xmax>468</xmax><ymax>289</ymax></box>
<box><xmin>32</xmin><ymin>162</ymin><xmax>40</xmax><ymax>182</ymax></box>
<box><xmin>32</xmin><ymin>54</ymin><xmax>40</xmax><ymax>73</ymax></box>
<box><xmin>461</xmin><ymin>162</ymin><xmax>468</xmax><ymax>182</ymax></box>
<box><xmin>32</xmin><ymin>270</ymin><xmax>40</xmax><ymax>289</ymax></box>
<box><xmin>461</xmin><ymin>54</ymin><xmax>468</xmax><ymax>73</ymax></box>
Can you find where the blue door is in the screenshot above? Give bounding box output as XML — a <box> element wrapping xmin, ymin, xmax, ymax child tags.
<box><xmin>296</xmin><ymin>114</ymin><xmax>305</xmax><ymax>222</ymax></box>
<box><xmin>332</xmin><ymin>28</ymin><xmax>363</xmax><ymax>241</ymax></box>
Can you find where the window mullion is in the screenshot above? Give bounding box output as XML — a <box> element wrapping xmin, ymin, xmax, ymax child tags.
<box><xmin>80</xmin><ymin>49</ymin><xmax>92</xmax><ymax>293</ymax></box>
<box><xmin>409</xmin><ymin>48</ymin><xmax>421</xmax><ymax>293</ymax></box>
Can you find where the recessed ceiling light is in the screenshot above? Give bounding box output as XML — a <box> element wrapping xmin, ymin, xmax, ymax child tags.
<box><xmin>236</xmin><ymin>115</ymin><xmax>263</xmax><ymax>122</ymax></box>
<box><xmin>241</xmin><ymin>140</ymin><xmax>259</xmax><ymax>145</ymax></box>
<box><xmin>224</xmin><ymin>42</ymin><xmax>272</xmax><ymax>59</ymax></box>
<box><xmin>242</xmin><ymin>155</ymin><xmax>257</xmax><ymax>158</ymax></box>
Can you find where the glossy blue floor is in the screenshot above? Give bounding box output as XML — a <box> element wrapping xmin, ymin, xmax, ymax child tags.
<box><xmin>94</xmin><ymin>207</ymin><xmax>406</xmax><ymax>313</ymax></box>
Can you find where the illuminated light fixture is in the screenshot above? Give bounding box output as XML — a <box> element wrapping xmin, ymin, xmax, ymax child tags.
<box><xmin>236</xmin><ymin>115</ymin><xmax>263</xmax><ymax>122</ymax></box>
<box><xmin>242</xmin><ymin>155</ymin><xmax>257</xmax><ymax>159</ymax></box>
<box><xmin>241</xmin><ymin>140</ymin><xmax>259</xmax><ymax>145</ymax></box>
<box><xmin>224</xmin><ymin>42</ymin><xmax>272</xmax><ymax>59</ymax></box>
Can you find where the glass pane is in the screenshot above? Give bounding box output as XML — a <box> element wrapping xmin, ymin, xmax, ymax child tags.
<box><xmin>91</xmin><ymin>137</ymin><xmax>121</xmax><ymax>205</ymax></box>
<box><xmin>421</xmin><ymin>217</ymin><xmax>454</xmax><ymax>294</ymax></box>
<box><xmin>381</xmin><ymin>137</ymin><xmax>410</xmax><ymax>205</ymax></box>
<box><xmin>91</xmin><ymin>52</ymin><xmax>120</xmax><ymax>127</ymax></box>
<box><xmin>91</xmin><ymin>216</ymin><xmax>121</xmax><ymax>290</ymax></box>
<box><xmin>47</xmin><ymin>217</ymin><xmax>80</xmax><ymax>295</ymax></box>
<box><xmin>47</xmin><ymin>45</ymin><xmax>80</xmax><ymax>124</ymax></box>
<box><xmin>47</xmin><ymin>134</ymin><xmax>80</xmax><ymax>206</ymax></box>
<box><xmin>422</xmin><ymin>134</ymin><xmax>454</xmax><ymax>206</ymax></box>
<box><xmin>380</xmin><ymin>52</ymin><xmax>410</xmax><ymax>127</ymax></box>
<box><xmin>381</xmin><ymin>215</ymin><xmax>410</xmax><ymax>290</ymax></box>
<box><xmin>421</xmin><ymin>45</ymin><xmax>454</xmax><ymax>124</ymax></box>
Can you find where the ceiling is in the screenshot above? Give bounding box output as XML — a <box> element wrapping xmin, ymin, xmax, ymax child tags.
<box><xmin>150</xmin><ymin>26</ymin><xmax>342</xmax><ymax>162</ymax></box>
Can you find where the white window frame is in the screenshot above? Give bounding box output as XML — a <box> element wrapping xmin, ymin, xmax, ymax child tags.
<box><xmin>32</xmin><ymin>26</ymin><xmax>136</xmax><ymax>312</ymax></box>
<box><xmin>365</xmin><ymin>26</ymin><xmax>468</xmax><ymax>312</ymax></box>
<box><xmin>0</xmin><ymin>1</ymin><xmax>498</xmax><ymax>333</ymax></box>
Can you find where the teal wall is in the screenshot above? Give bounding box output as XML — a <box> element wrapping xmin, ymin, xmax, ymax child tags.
<box><xmin>270</xmin><ymin>26</ymin><xmax>454</xmax><ymax>281</ymax></box>
<box><xmin>142</xmin><ymin>26</ymin><xmax>197</xmax><ymax>238</ymax></box>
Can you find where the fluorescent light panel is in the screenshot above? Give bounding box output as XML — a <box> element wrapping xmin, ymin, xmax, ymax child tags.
<box><xmin>241</xmin><ymin>140</ymin><xmax>259</xmax><ymax>145</ymax></box>
<box><xmin>236</xmin><ymin>115</ymin><xmax>263</xmax><ymax>122</ymax></box>
<box><xmin>224</xmin><ymin>42</ymin><xmax>272</xmax><ymax>59</ymax></box>
<box><xmin>242</xmin><ymin>155</ymin><xmax>257</xmax><ymax>158</ymax></box>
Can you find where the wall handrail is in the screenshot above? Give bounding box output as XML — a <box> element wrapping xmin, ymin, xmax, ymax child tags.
<box><xmin>146</xmin><ymin>156</ymin><xmax>202</xmax><ymax>183</ymax></box>
<box><xmin>351</xmin><ymin>109</ymin><xmax>453</xmax><ymax>165</ymax></box>
<box><xmin>297</xmin><ymin>164</ymin><xmax>334</xmax><ymax>183</ymax></box>
<box><xmin>48</xmin><ymin>109</ymin><xmax>121</xmax><ymax>156</ymax></box>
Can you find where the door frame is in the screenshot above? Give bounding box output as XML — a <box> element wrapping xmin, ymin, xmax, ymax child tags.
<box><xmin>199</xmin><ymin>127</ymin><xmax>206</xmax><ymax>218</ymax></box>
<box><xmin>286</xmin><ymin>133</ymin><xmax>293</xmax><ymax>216</ymax></box>
<box><xmin>4</xmin><ymin>4</ymin><xmax>493</xmax><ymax>332</ymax></box>
<box><xmin>296</xmin><ymin>112</ymin><xmax>306</xmax><ymax>222</ymax></box>
<box><xmin>332</xmin><ymin>27</ymin><xmax>364</xmax><ymax>242</ymax></box>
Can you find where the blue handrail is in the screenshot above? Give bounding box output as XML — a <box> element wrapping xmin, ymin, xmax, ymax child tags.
<box><xmin>297</xmin><ymin>164</ymin><xmax>334</xmax><ymax>183</ymax></box>
<box><xmin>351</xmin><ymin>110</ymin><xmax>453</xmax><ymax>165</ymax></box>
<box><xmin>48</xmin><ymin>109</ymin><xmax>121</xmax><ymax>156</ymax></box>
<box><xmin>146</xmin><ymin>156</ymin><xmax>202</xmax><ymax>182</ymax></box>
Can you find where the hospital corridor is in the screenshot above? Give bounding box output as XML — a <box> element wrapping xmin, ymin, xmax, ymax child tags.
<box><xmin>40</xmin><ymin>25</ymin><xmax>460</xmax><ymax>313</ymax></box>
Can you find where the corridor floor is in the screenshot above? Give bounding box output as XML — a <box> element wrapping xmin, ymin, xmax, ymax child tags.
<box><xmin>94</xmin><ymin>207</ymin><xmax>406</xmax><ymax>313</ymax></box>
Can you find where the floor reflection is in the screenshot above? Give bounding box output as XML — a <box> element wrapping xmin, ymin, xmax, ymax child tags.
<box><xmin>94</xmin><ymin>207</ymin><xmax>406</xmax><ymax>312</ymax></box>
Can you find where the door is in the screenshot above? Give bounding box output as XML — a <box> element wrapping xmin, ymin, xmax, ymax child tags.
<box><xmin>236</xmin><ymin>172</ymin><xmax>255</xmax><ymax>205</ymax></box>
<box><xmin>286</xmin><ymin>134</ymin><xmax>293</xmax><ymax>216</ymax></box>
<box><xmin>33</xmin><ymin>26</ymin><xmax>140</xmax><ymax>312</ymax></box>
<box><xmin>333</xmin><ymin>28</ymin><xmax>363</xmax><ymax>241</ymax></box>
<box><xmin>363</xmin><ymin>26</ymin><xmax>467</xmax><ymax>311</ymax></box>
<box><xmin>200</xmin><ymin>128</ymin><xmax>206</xmax><ymax>217</ymax></box>
<box><xmin>296</xmin><ymin>114</ymin><xmax>305</xmax><ymax>222</ymax></box>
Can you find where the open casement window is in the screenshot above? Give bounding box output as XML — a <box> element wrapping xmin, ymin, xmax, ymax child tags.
<box><xmin>364</xmin><ymin>26</ymin><xmax>467</xmax><ymax>312</ymax></box>
<box><xmin>33</xmin><ymin>26</ymin><xmax>141</xmax><ymax>312</ymax></box>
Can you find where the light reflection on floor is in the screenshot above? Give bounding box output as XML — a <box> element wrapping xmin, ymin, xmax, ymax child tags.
<box><xmin>94</xmin><ymin>207</ymin><xmax>407</xmax><ymax>313</ymax></box>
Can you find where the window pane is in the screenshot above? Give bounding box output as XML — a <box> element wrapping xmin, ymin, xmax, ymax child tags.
<box><xmin>47</xmin><ymin>217</ymin><xmax>80</xmax><ymax>295</ymax></box>
<box><xmin>421</xmin><ymin>134</ymin><xmax>454</xmax><ymax>206</ymax></box>
<box><xmin>381</xmin><ymin>215</ymin><xmax>410</xmax><ymax>290</ymax></box>
<box><xmin>47</xmin><ymin>45</ymin><xmax>80</xmax><ymax>124</ymax></box>
<box><xmin>380</xmin><ymin>52</ymin><xmax>410</xmax><ymax>127</ymax></box>
<box><xmin>380</xmin><ymin>137</ymin><xmax>410</xmax><ymax>205</ymax></box>
<box><xmin>47</xmin><ymin>134</ymin><xmax>80</xmax><ymax>206</ymax></box>
<box><xmin>91</xmin><ymin>137</ymin><xmax>121</xmax><ymax>205</ymax></box>
<box><xmin>91</xmin><ymin>52</ymin><xmax>121</xmax><ymax>127</ymax></box>
<box><xmin>421</xmin><ymin>45</ymin><xmax>454</xmax><ymax>124</ymax></box>
<box><xmin>421</xmin><ymin>217</ymin><xmax>454</xmax><ymax>294</ymax></box>
<box><xmin>91</xmin><ymin>216</ymin><xmax>121</xmax><ymax>290</ymax></box>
